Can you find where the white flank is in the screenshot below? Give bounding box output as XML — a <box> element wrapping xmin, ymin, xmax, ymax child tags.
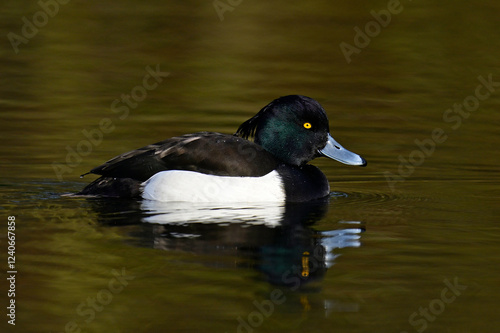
<box><xmin>142</xmin><ymin>170</ymin><xmax>285</xmax><ymax>202</ymax></box>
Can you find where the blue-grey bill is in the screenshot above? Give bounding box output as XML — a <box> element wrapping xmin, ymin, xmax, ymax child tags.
<box><xmin>319</xmin><ymin>134</ymin><xmax>367</xmax><ymax>166</ymax></box>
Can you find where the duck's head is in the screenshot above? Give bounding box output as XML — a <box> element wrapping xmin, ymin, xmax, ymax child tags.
<box><xmin>235</xmin><ymin>95</ymin><xmax>367</xmax><ymax>167</ymax></box>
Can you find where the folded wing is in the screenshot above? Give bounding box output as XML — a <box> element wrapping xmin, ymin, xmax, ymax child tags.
<box><xmin>84</xmin><ymin>132</ymin><xmax>278</xmax><ymax>181</ymax></box>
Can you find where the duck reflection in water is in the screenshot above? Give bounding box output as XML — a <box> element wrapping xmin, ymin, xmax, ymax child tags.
<box><xmin>90</xmin><ymin>197</ymin><xmax>363</xmax><ymax>289</ymax></box>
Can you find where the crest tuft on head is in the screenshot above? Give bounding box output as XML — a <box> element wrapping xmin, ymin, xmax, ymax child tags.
<box><xmin>234</xmin><ymin>100</ymin><xmax>276</xmax><ymax>140</ymax></box>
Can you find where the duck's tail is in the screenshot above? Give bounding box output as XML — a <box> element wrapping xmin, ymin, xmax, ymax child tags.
<box><xmin>71</xmin><ymin>176</ymin><xmax>142</xmax><ymax>198</ymax></box>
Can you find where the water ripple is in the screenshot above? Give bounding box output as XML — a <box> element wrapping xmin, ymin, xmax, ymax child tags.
<box><xmin>330</xmin><ymin>190</ymin><xmax>429</xmax><ymax>206</ymax></box>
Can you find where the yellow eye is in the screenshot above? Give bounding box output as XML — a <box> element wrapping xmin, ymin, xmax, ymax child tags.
<box><xmin>303</xmin><ymin>122</ymin><xmax>312</xmax><ymax>129</ymax></box>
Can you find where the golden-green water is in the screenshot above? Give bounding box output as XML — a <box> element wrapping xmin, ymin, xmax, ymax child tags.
<box><xmin>1</xmin><ymin>1</ymin><xmax>499</xmax><ymax>332</ymax></box>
